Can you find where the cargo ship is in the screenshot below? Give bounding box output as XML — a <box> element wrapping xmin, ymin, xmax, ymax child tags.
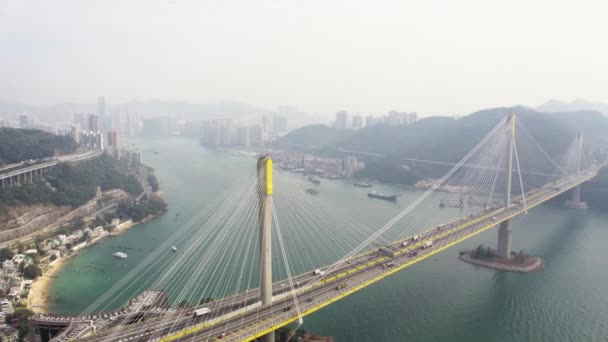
<box><xmin>354</xmin><ymin>182</ymin><xmax>372</xmax><ymax>188</ymax></box>
<box><xmin>368</xmin><ymin>190</ymin><xmax>399</xmax><ymax>202</ymax></box>
<box><xmin>308</xmin><ymin>176</ymin><xmax>321</xmax><ymax>185</ymax></box>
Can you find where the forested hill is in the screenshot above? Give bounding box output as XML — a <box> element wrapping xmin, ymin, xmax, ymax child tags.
<box><xmin>274</xmin><ymin>107</ymin><xmax>608</xmax><ymax>184</ymax></box>
<box><xmin>0</xmin><ymin>128</ymin><xmax>78</xmax><ymax>165</ymax></box>
<box><xmin>277</xmin><ymin>107</ymin><xmax>608</xmax><ymax>159</ymax></box>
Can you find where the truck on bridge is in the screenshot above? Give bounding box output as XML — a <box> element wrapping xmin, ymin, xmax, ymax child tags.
<box><xmin>193</xmin><ymin>308</ymin><xmax>211</xmax><ymax>317</ymax></box>
<box><xmin>421</xmin><ymin>241</ymin><xmax>434</xmax><ymax>249</ymax></box>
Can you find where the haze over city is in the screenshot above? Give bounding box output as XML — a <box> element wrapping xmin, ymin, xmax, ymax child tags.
<box><xmin>2</xmin><ymin>0</ymin><xmax>608</xmax><ymax>116</ymax></box>
<box><xmin>1</xmin><ymin>1</ymin><xmax>608</xmax><ymax>342</ymax></box>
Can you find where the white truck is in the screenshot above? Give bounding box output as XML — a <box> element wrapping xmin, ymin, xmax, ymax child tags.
<box><xmin>421</xmin><ymin>241</ymin><xmax>434</xmax><ymax>249</ymax></box>
<box><xmin>193</xmin><ymin>308</ymin><xmax>211</xmax><ymax>317</ymax></box>
<box><xmin>313</xmin><ymin>269</ymin><xmax>326</xmax><ymax>276</ymax></box>
<box><xmin>411</xmin><ymin>235</ymin><xmax>420</xmax><ymax>242</ymax></box>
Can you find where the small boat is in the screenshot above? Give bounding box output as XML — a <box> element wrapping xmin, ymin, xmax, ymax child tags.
<box><xmin>171</xmin><ymin>246</ymin><xmax>177</xmax><ymax>252</ymax></box>
<box><xmin>305</xmin><ymin>188</ymin><xmax>320</xmax><ymax>195</ymax></box>
<box><xmin>308</xmin><ymin>176</ymin><xmax>321</xmax><ymax>185</ymax></box>
<box><xmin>354</xmin><ymin>182</ymin><xmax>372</xmax><ymax>188</ymax></box>
<box><xmin>112</xmin><ymin>252</ymin><xmax>128</xmax><ymax>259</ymax></box>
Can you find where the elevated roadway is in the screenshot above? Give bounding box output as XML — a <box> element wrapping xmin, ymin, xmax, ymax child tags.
<box><xmin>74</xmin><ymin>168</ymin><xmax>598</xmax><ymax>342</ymax></box>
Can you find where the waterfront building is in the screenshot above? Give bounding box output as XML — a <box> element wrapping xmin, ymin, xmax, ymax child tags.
<box><xmin>341</xmin><ymin>156</ymin><xmax>360</xmax><ymax>176</ymax></box>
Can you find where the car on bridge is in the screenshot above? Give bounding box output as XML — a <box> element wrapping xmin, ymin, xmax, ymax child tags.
<box><xmin>336</xmin><ymin>282</ymin><xmax>348</xmax><ymax>291</ymax></box>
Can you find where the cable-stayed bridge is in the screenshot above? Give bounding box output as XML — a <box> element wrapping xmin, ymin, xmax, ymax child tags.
<box><xmin>30</xmin><ymin>113</ymin><xmax>604</xmax><ymax>342</ymax></box>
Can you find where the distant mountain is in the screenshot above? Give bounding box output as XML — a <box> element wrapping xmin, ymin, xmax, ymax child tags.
<box><xmin>275</xmin><ymin>106</ymin><xmax>608</xmax><ymax>184</ymax></box>
<box><xmin>538</xmin><ymin>99</ymin><xmax>608</xmax><ymax>116</ymax></box>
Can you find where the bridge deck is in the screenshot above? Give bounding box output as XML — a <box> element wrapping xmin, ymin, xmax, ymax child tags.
<box><xmin>75</xmin><ymin>170</ymin><xmax>597</xmax><ymax>342</ymax></box>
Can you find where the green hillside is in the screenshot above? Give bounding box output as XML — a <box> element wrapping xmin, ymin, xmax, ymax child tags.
<box><xmin>0</xmin><ymin>128</ymin><xmax>78</xmax><ymax>165</ymax></box>
<box><xmin>275</xmin><ymin>107</ymin><xmax>608</xmax><ymax>185</ymax></box>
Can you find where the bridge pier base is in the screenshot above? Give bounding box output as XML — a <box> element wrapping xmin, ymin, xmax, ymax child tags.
<box><xmin>261</xmin><ymin>331</ymin><xmax>276</xmax><ymax>342</ymax></box>
<box><xmin>496</xmin><ymin>219</ymin><xmax>512</xmax><ymax>259</ymax></box>
<box><xmin>564</xmin><ymin>185</ymin><xmax>588</xmax><ymax>209</ymax></box>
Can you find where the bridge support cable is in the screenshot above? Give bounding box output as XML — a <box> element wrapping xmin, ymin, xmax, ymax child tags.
<box><xmin>271</xmin><ymin>198</ymin><xmax>304</xmax><ymax>324</ymax></box>
<box><xmin>515</xmin><ymin>119</ymin><xmax>566</xmax><ymax>176</ymax></box>
<box><xmin>79</xmin><ymin>174</ymin><xmax>260</xmax><ymax>316</ymax></box>
<box><xmin>311</xmin><ymin>114</ymin><xmax>511</xmax><ymax>281</ymax></box>
<box><xmin>90</xmin><ymin>175</ymin><xmax>268</xmax><ymax>340</ymax></box>
<box><xmin>106</xmin><ymin>177</ymin><xmax>263</xmax><ymax>340</ymax></box>
<box><xmin>513</xmin><ymin>139</ymin><xmax>528</xmax><ymax>213</ymax></box>
<box><xmin>272</xmin><ymin>172</ymin><xmax>392</xmax><ymax>271</ymax></box>
<box><xmin>386</xmin><ymin>116</ymin><xmax>512</xmax><ymax>244</ymax></box>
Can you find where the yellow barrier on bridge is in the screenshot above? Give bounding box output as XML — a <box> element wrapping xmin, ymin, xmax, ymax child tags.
<box><xmin>159</xmin><ymin>172</ymin><xmax>596</xmax><ymax>342</ymax></box>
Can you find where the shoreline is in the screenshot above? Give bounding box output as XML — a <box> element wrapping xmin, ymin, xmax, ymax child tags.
<box><xmin>26</xmin><ymin>214</ymin><xmax>162</xmax><ymax>313</ymax></box>
<box><xmin>27</xmin><ymin>255</ymin><xmax>69</xmax><ymax>313</ymax></box>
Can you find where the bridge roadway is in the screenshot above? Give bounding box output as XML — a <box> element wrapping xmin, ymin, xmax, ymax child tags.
<box><xmin>0</xmin><ymin>150</ymin><xmax>102</xmax><ymax>180</ymax></box>
<box><xmin>79</xmin><ymin>170</ymin><xmax>597</xmax><ymax>342</ymax></box>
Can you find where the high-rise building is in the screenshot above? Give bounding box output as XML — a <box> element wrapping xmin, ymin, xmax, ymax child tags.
<box><xmin>385</xmin><ymin>111</ymin><xmax>418</xmax><ymax>126</ymax></box>
<box><xmin>341</xmin><ymin>156</ymin><xmax>359</xmax><ymax>176</ymax></box>
<box><xmin>250</xmin><ymin>125</ymin><xmax>264</xmax><ymax>146</ymax></box>
<box><xmin>98</xmin><ymin>96</ymin><xmax>106</xmax><ymax>131</ymax></box>
<box><xmin>261</xmin><ymin>116</ymin><xmax>271</xmax><ymax>143</ymax></box>
<box><xmin>335</xmin><ymin>111</ymin><xmax>349</xmax><ymax>130</ymax></box>
<box><xmin>365</xmin><ymin>115</ymin><xmax>377</xmax><ymax>127</ymax></box>
<box><xmin>272</xmin><ymin>115</ymin><xmax>288</xmax><ymax>136</ymax></box>
<box><xmin>73</xmin><ymin>113</ymin><xmax>87</xmax><ymax>130</ymax></box>
<box><xmin>238</xmin><ymin>127</ymin><xmax>251</xmax><ymax>147</ymax></box>
<box><xmin>69</xmin><ymin>124</ymin><xmax>80</xmax><ymax>143</ymax></box>
<box><xmin>88</xmin><ymin>114</ymin><xmax>99</xmax><ymax>132</ymax></box>
<box><xmin>18</xmin><ymin>113</ymin><xmax>29</xmax><ymax>129</ymax></box>
<box><xmin>352</xmin><ymin>115</ymin><xmax>363</xmax><ymax>130</ymax></box>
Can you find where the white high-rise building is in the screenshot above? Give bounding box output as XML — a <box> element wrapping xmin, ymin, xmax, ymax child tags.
<box><xmin>335</xmin><ymin>111</ymin><xmax>349</xmax><ymax>130</ymax></box>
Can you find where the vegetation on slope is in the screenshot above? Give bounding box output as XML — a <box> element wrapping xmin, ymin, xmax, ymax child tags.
<box><xmin>277</xmin><ymin>107</ymin><xmax>608</xmax><ymax>185</ymax></box>
<box><xmin>0</xmin><ymin>128</ymin><xmax>78</xmax><ymax>165</ymax></box>
<box><xmin>0</xmin><ymin>154</ymin><xmax>143</xmax><ymax>210</ymax></box>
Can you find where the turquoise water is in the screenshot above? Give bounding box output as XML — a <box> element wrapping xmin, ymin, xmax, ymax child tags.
<box><xmin>48</xmin><ymin>137</ymin><xmax>608</xmax><ymax>341</ymax></box>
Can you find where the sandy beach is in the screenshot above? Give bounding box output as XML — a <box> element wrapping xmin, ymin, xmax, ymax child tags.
<box><xmin>110</xmin><ymin>219</ymin><xmax>135</xmax><ymax>236</ymax></box>
<box><xmin>27</xmin><ymin>257</ymin><xmax>69</xmax><ymax>313</ymax></box>
<box><xmin>26</xmin><ymin>215</ymin><xmax>160</xmax><ymax>313</ymax></box>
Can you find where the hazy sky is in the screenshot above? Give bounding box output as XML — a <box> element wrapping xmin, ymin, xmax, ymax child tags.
<box><xmin>1</xmin><ymin>0</ymin><xmax>607</xmax><ymax>116</ymax></box>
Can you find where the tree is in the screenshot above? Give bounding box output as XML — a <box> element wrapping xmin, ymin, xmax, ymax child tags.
<box><xmin>0</xmin><ymin>247</ymin><xmax>14</xmax><ymax>262</ymax></box>
<box><xmin>10</xmin><ymin>307</ymin><xmax>33</xmax><ymax>341</ymax></box>
<box><xmin>16</xmin><ymin>242</ymin><xmax>25</xmax><ymax>254</ymax></box>
<box><xmin>22</xmin><ymin>264</ymin><xmax>42</xmax><ymax>279</ymax></box>
<box><xmin>147</xmin><ymin>174</ymin><xmax>160</xmax><ymax>192</ymax></box>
